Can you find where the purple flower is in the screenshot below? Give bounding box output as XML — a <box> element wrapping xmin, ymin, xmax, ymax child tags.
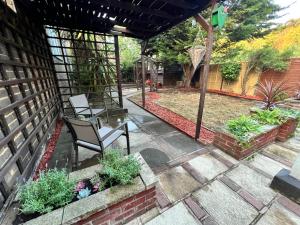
<box><xmin>93</xmin><ymin>183</ymin><xmax>100</xmax><ymax>192</ymax></box>
<box><xmin>75</xmin><ymin>181</ymin><xmax>85</xmax><ymax>192</ymax></box>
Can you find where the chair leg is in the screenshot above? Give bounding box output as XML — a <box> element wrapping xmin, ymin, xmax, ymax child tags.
<box><xmin>74</xmin><ymin>144</ymin><xmax>79</xmax><ymax>169</ymax></box>
<box><xmin>106</xmin><ymin>110</ymin><xmax>109</xmax><ymax>123</ymax></box>
<box><xmin>125</xmin><ymin>124</ymin><xmax>130</xmax><ymax>155</ymax></box>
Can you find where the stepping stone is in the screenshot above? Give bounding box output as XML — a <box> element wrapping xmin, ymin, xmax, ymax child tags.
<box><xmin>193</xmin><ymin>180</ymin><xmax>257</xmax><ymax>225</ymax></box>
<box><xmin>263</xmin><ymin>144</ymin><xmax>298</xmax><ymax>164</ymax></box>
<box><xmin>249</xmin><ymin>154</ymin><xmax>289</xmax><ymax>177</ymax></box>
<box><xmin>256</xmin><ymin>202</ymin><xmax>300</xmax><ymax>225</ymax></box>
<box><xmin>226</xmin><ymin>164</ymin><xmax>276</xmax><ymax>205</ymax></box>
<box><xmin>187</xmin><ymin>154</ymin><xmax>228</xmax><ymax>181</ymax></box>
<box><xmin>145</xmin><ymin>202</ymin><xmax>199</xmax><ymax>225</ymax></box>
<box><xmin>158</xmin><ymin>166</ymin><xmax>200</xmax><ymax>202</ymax></box>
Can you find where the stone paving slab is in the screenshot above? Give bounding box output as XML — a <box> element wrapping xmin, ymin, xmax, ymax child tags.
<box><xmin>188</xmin><ymin>154</ymin><xmax>228</xmax><ymax>181</ymax></box>
<box><xmin>226</xmin><ymin>164</ymin><xmax>276</xmax><ymax>205</ymax></box>
<box><xmin>248</xmin><ymin>154</ymin><xmax>289</xmax><ymax>177</ymax></box>
<box><xmin>163</xmin><ymin>132</ymin><xmax>204</xmax><ymax>154</ymax></box>
<box><xmin>158</xmin><ymin>166</ymin><xmax>201</xmax><ymax>203</ymax></box>
<box><xmin>278</xmin><ymin>136</ymin><xmax>300</xmax><ymax>153</ymax></box>
<box><xmin>263</xmin><ymin>144</ymin><xmax>298</xmax><ymax>164</ymax></box>
<box><xmin>256</xmin><ymin>202</ymin><xmax>300</xmax><ymax>225</ymax></box>
<box><xmin>193</xmin><ymin>180</ymin><xmax>258</xmax><ymax>225</ymax></box>
<box><xmin>145</xmin><ymin>202</ymin><xmax>201</xmax><ymax>225</ymax></box>
<box><xmin>212</xmin><ymin>148</ymin><xmax>239</xmax><ymax>165</ymax></box>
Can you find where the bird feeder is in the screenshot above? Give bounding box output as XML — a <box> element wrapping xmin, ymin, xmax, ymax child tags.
<box><xmin>211</xmin><ymin>4</ymin><xmax>228</xmax><ymax>30</ymax></box>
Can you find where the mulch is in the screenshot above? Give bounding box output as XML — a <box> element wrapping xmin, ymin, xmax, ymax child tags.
<box><xmin>33</xmin><ymin>119</ymin><xmax>64</xmax><ymax>179</ymax></box>
<box><xmin>135</xmin><ymin>92</ymin><xmax>215</xmax><ymax>145</ymax></box>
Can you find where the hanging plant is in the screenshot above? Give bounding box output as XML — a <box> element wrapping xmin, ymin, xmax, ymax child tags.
<box><xmin>220</xmin><ymin>62</ymin><xmax>241</xmax><ymax>82</ymax></box>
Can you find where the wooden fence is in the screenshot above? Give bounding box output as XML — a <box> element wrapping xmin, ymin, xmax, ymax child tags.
<box><xmin>205</xmin><ymin>59</ymin><xmax>300</xmax><ymax>97</ymax></box>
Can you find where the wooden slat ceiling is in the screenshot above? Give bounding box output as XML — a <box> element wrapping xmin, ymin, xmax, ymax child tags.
<box><xmin>15</xmin><ymin>0</ymin><xmax>211</xmax><ymax>39</ymax></box>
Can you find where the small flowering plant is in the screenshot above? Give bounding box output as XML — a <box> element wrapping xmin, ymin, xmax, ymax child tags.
<box><xmin>74</xmin><ymin>181</ymin><xmax>85</xmax><ymax>192</ymax></box>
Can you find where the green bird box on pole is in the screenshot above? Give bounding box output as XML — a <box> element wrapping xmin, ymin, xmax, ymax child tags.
<box><xmin>211</xmin><ymin>4</ymin><xmax>228</xmax><ymax>30</ymax></box>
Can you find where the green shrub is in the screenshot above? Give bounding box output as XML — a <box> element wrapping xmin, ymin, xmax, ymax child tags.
<box><xmin>99</xmin><ymin>150</ymin><xmax>141</xmax><ymax>186</ymax></box>
<box><xmin>226</xmin><ymin>115</ymin><xmax>261</xmax><ymax>142</ymax></box>
<box><xmin>19</xmin><ymin>169</ymin><xmax>75</xmax><ymax>215</ymax></box>
<box><xmin>220</xmin><ymin>62</ymin><xmax>241</xmax><ymax>82</ymax></box>
<box><xmin>252</xmin><ymin>109</ymin><xmax>284</xmax><ymax>125</ymax></box>
<box><xmin>279</xmin><ymin>108</ymin><xmax>300</xmax><ymax>120</ymax></box>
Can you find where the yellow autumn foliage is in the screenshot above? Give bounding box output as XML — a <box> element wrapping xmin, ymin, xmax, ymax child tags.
<box><xmin>234</xmin><ymin>19</ymin><xmax>300</xmax><ymax>55</ymax></box>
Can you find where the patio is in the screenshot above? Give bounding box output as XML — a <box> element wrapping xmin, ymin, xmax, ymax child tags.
<box><xmin>47</xmin><ymin>89</ymin><xmax>206</xmax><ymax>174</ymax></box>
<box><xmin>1</xmin><ymin>0</ymin><xmax>300</xmax><ymax>224</ymax></box>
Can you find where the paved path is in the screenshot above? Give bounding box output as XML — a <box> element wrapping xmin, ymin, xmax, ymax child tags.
<box><xmin>127</xmin><ymin>130</ymin><xmax>300</xmax><ymax>225</ymax></box>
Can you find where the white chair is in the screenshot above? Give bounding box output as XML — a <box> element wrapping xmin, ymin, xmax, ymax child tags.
<box><xmin>69</xmin><ymin>94</ymin><xmax>108</xmax><ymax>122</ymax></box>
<box><xmin>64</xmin><ymin>117</ymin><xmax>130</xmax><ymax>167</ymax></box>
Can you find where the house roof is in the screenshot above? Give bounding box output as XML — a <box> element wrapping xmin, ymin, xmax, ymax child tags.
<box><xmin>15</xmin><ymin>0</ymin><xmax>211</xmax><ymax>39</ymax></box>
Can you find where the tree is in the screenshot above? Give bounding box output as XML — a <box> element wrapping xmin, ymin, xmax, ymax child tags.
<box><xmin>119</xmin><ymin>37</ymin><xmax>140</xmax><ymax>82</ymax></box>
<box><xmin>224</xmin><ymin>0</ymin><xmax>281</xmax><ymax>42</ymax></box>
<box><xmin>241</xmin><ymin>46</ymin><xmax>292</xmax><ymax>95</ymax></box>
<box><xmin>148</xmin><ymin>19</ymin><xmax>205</xmax><ymax>88</ymax></box>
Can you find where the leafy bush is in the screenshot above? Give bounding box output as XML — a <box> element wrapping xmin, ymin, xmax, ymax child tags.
<box><xmin>279</xmin><ymin>108</ymin><xmax>300</xmax><ymax>120</ymax></box>
<box><xmin>220</xmin><ymin>63</ymin><xmax>241</xmax><ymax>82</ymax></box>
<box><xmin>257</xmin><ymin>80</ymin><xmax>289</xmax><ymax>109</ymax></box>
<box><xmin>252</xmin><ymin>109</ymin><xmax>284</xmax><ymax>125</ymax></box>
<box><xmin>226</xmin><ymin>115</ymin><xmax>261</xmax><ymax>142</ymax></box>
<box><xmin>19</xmin><ymin>169</ymin><xmax>75</xmax><ymax>214</ymax></box>
<box><xmin>99</xmin><ymin>150</ymin><xmax>141</xmax><ymax>186</ymax></box>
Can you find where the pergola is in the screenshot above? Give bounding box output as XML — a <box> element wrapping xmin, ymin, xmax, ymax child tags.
<box><xmin>0</xmin><ymin>0</ymin><xmax>213</xmax><ymax>213</ymax></box>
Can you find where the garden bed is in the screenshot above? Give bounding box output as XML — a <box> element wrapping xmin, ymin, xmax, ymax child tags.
<box><xmin>214</xmin><ymin>125</ymin><xmax>279</xmax><ymax>160</ymax></box>
<box><xmin>129</xmin><ymin>89</ymin><xmax>257</xmax><ymax>131</ymax></box>
<box><xmin>214</xmin><ymin>108</ymin><xmax>299</xmax><ymax>160</ymax></box>
<box><xmin>19</xmin><ymin>153</ymin><xmax>157</xmax><ymax>225</ymax></box>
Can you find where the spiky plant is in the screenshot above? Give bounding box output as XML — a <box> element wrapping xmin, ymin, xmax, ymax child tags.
<box><xmin>256</xmin><ymin>80</ymin><xmax>289</xmax><ymax>110</ymax></box>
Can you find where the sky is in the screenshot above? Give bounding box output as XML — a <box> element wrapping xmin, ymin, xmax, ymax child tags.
<box><xmin>273</xmin><ymin>0</ymin><xmax>300</xmax><ymax>24</ymax></box>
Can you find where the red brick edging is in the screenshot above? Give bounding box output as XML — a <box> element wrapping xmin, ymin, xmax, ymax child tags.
<box><xmin>130</xmin><ymin>92</ymin><xmax>215</xmax><ymax>144</ymax></box>
<box><xmin>76</xmin><ymin>187</ymin><xmax>157</xmax><ymax>225</ymax></box>
<box><xmin>34</xmin><ymin>119</ymin><xmax>63</xmax><ymax>179</ymax></box>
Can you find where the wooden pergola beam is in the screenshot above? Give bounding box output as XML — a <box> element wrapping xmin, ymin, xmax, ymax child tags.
<box><xmin>160</xmin><ymin>0</ymin><xmax>198</xmax><ymax>9</ymax></box>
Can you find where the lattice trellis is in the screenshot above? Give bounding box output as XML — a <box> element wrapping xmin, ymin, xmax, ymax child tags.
<box><xmin>46</xmin><ymin>26</ymin><xmax>122</xmax><ymax>114</ymax></box>
<box><xmin>0</xmin><ymin>1</ymin><xmax>60</xmax><ymax>209</ymax></box>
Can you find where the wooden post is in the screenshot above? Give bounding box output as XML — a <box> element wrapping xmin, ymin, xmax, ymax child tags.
<box><xmin>141</xmin><ymin>55</ymin><xmax>146</xmax><ymax>107</ymax></box>
<box><xmin>114</xmin><ymin>35</ymin><xmax>123</xmax><ymax>108</ymax></box>
<box><xmin>141</xmin><ymin>41</ymin><xmax>148</xmax><ymax>107</ymax></box>
<box><xmin>194</xmin><ymin>13</ymin><xmax>214</xmax><ymax>140</ymax></box>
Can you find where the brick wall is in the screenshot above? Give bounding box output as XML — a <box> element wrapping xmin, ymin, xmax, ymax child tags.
<box><xmin>277</xmin><ymin>118</ymin><xmax>299</xmax><ymax>142</ymax></box>
<box><xmin>76</xmin><ymin>187</ymin><xmax>157</xmax><ymax>225</ymax></box>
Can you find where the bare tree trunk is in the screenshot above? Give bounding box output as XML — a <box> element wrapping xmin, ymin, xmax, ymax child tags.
<box><xmin>241</xmin><ymin>63</ymin><xmax>255</xmax><ymax>95</ymax></box>
<box><xmin>182</xmin><ymin>63</ymin><xmax>194</xmax><ymax>88</ymax></box>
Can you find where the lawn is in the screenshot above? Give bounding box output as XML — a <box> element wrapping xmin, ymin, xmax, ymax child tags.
<box><xmin>130</xmin><ymin>89</ymin><xmax>258</xmax><ymax>131</ymax></box>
